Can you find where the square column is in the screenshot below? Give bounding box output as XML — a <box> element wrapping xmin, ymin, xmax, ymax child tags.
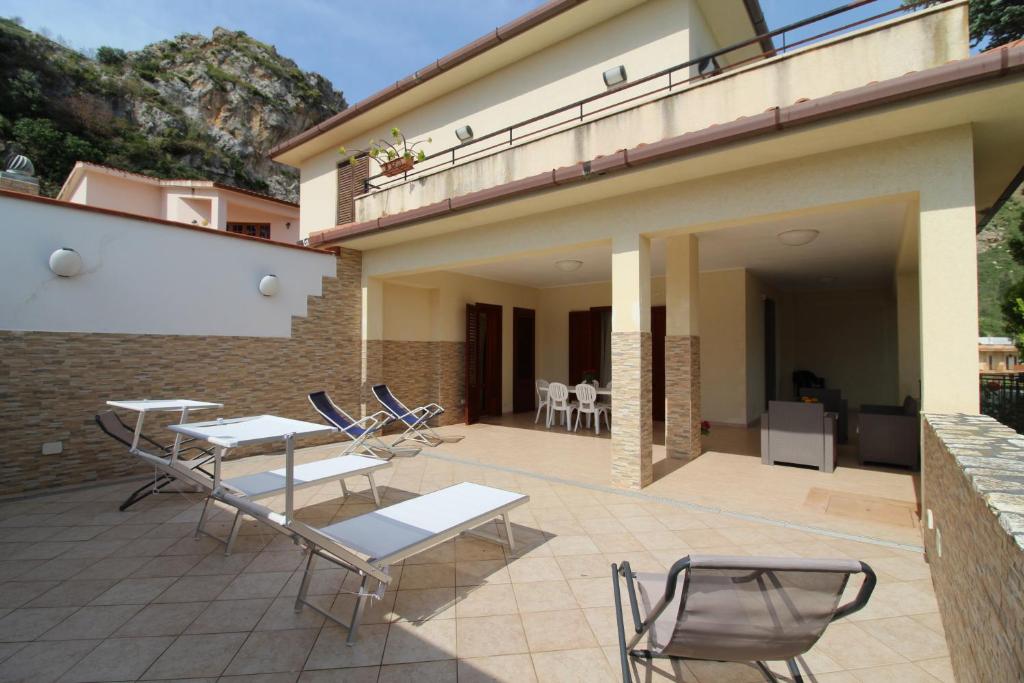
<box><xmin>665</xmin><ymin>235</ymin><xmax>701</xmax><ymax>460</ymax></box>
<box><xmin>362</xmin><ymin>275</ymin><xmax>384</xmax><ymax>417</ymax></box>
<box><xmin>611</xmin><ymin>233</ymin><xmax>653</xmax><ymax>489</ymax></box>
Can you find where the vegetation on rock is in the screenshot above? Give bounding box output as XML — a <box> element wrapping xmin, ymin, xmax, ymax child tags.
<box><xmin>0</xmin><ymin>18</ymin><xmax>346</xmax><ymax>200</ymax></box>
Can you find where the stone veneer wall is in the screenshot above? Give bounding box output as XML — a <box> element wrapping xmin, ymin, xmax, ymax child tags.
<box><xmin>922</xmin><ymin>413</ymin><xmax>1024</xmax><ymax>682</ymax></box>
<box><xmin>376</xmin><ymin>340</ymin><xmax>465</xmax><ymax>428</ymax></box>
<box><xmin>611</xmin><ymin>331</ymin><xmax>652</xmax><ymax>489</ymax></box>
<box><xmin>665</xmin><ymin>335</ymin><xmax>701</xmax><ymax>460</ymax></box>
<box><xmin>0</xmin><ymin>250</ymin><xmax>362</xmax><ymax>496</ymax></box>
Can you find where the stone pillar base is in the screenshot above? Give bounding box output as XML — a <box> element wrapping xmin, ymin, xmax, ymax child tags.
<box><xmin>611</xmin><ymin>331</ymin><xmax>653</xmax><ymax>489</ymax></box>
<box><xmin>666</xmin><ymin>335</ymin><xmax>701</xmax><ymax>460</ymax></box>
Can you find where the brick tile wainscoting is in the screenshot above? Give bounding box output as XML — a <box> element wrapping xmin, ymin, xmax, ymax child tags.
<box><xmin>379</xmin><ymin>341</ymin><xmax>466</xmax><ymax>427</ymax></box>
<box><xmin>610</xmin><ymin>331</ymin><xmax>652</xmax><ymax>489</ymax></box>
<box><xmin>922</xmin><ymin>414</ymin><xmax>1024</xmax><ymax>682</ymax></box>
<box><xmin>0</xmin><ymin>251</ymin><xmax>362</xmax><ymax>496</ymax></box>
<box><xmin>665</xmin><ymin>335</ymin><xmax>701</xmax><ymax>460</ymax></box>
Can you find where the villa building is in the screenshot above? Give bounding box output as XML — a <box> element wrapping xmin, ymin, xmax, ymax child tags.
<box><xmin>979</xmin><ymin>336</ymin><xmax>1018</xmax><ymax>373</ymax></box>
<box><xmin>58</xmin><ymin>161</ymin><xmax>299</xmax><ymax>242</ymax></box>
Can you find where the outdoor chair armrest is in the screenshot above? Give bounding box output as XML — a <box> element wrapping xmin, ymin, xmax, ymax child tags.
<box><xmin>424</xmin><ymin>403</ymin><xmax>444</xmax><ymax>415</ymax></box>
<box><xmin>364</xmin><ymin>410</ymin><xmax>396</xmax><ymax>431</ymax></box>
<box><xmin>392</xmin><ymin>405</ymin><xmax>432</xmax><ymax>422</ymax></box>
<box><xmin>832</xmin><ymin>562</ymin><xmax>876</xmax><ymax>620</ymax></box>
<box><xmin>612</xmin><ymin>563</ymin><xmax>633</xmax><ymax>683</ymax></box>
<box><xmin>343</xmin><ymin>413</ymin><xmax>385</xmax><ymax>435</ymax></box>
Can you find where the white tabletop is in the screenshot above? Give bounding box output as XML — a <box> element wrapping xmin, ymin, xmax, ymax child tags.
<box><xmin>168</xmin><ymin>415</ymin><xmax>336</xmax><ymax>448</ymax></box>
<box><xmin>542</xmin><ymin>385</ymin><xmax>611</xmax><ymax>396</ymax></box>
<box><xmin>107</xmin><ymin>399</ymin><xmax>222</xmax><ymax>412</ymax></box>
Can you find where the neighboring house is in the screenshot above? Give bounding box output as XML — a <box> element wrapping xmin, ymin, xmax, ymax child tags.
<box><xmin>979</xmin><ymin>336</ymin><xmax>1018</xmax><ymax>373</ymax></box>
<box><xmin>270</xmin><ymin>0</ymin><xmax>1024</xmax><ymax>490</ymax></box>
<box><xmin>57</xmin><ymin>161</ymin><xmax>299</xmax><ymax>243</ymax></box>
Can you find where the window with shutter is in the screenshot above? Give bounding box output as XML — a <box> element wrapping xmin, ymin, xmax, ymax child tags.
<box><xmin>336</xmin><ymin>157</ymin><xmax>369</xmax><ymax>225</ymax></box>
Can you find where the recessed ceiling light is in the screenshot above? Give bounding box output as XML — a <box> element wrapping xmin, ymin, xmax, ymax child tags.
<box><xmin>777</xmin><ymin>229</ymin><xmax>820</xmax><ymax>246</ymax></box>
<box><xmin>555</xmin><ymin>259</ymin><xmax>583</xmax><ymax>272</ymax></box>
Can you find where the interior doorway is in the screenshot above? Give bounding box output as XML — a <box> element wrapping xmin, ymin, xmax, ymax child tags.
<box><xmin>651</xmin><ymin>305</ymin><xmax>666</xmax><ymax>422</ymax></box>
<box><xmin>465</xmin><ymin>302</ymin><xmax>503</xmax><ymax>425</ymax></box>
<box><xmin>513</xmin><ymin>307</ymin><xmax>536</xmax><ymax>413</ymax></box>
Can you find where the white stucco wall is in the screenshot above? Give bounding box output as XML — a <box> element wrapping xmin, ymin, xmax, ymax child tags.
<box><xmin>0</xmin><ymin>195</ymin><xmax>335</xmax><ymax>337</ymax></box>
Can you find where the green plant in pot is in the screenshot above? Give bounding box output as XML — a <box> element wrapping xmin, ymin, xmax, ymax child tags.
<box><xmin>339</xmin><ymin>127</ymin><xmax>431</xmax><ymax>177</ymax></box>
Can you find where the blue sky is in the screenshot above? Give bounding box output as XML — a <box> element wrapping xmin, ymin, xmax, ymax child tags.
<box><xmin>0</xmin><ymin>0</ymin><xmax>905</xmax><ymax>103</ymax></box>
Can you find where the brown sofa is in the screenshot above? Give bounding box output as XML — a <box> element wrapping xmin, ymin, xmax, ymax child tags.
<box><xmin>857</xmin><ymin>396</ymin><xmax>920</xmax><ymax>469</ymax></box>
<box><xmin>760</xmin><ymin>401</ymin><xmax>837</xmax><ymax>473</ymax></box>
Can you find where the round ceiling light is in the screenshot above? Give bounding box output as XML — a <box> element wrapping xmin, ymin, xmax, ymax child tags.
<box><xmin>555</xmin><ymin>259</ymin><xmax>583</xmax><ymax>272</ymax></box>
<box><xmin>777</xmin><ymin>229</ymin><xmax>820</xmax><ymax>246</ymax></box>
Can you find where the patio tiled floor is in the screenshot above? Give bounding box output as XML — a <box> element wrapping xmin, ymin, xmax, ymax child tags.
<box><xmin>0</xmin><ymin>443</ymin><xmax>950</xmax><ymax>682</ymax></box>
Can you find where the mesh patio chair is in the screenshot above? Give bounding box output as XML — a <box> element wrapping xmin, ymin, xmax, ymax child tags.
<box><xmin>612</xmin><ymin>554</ymin><xmax>876</xmax><ymax>682</ymax></box>
<box><xmin>371</xmin><ymin>383</ymin><xmax>463</xmax><ymax>446</ymax></box>
<box><xmin>308</xmin><ymin>391</ymin><xmax>420</xmax><ymax>459</ymax></box>
<box><xmin>95</xmin><ymin>410</ymin><xmax>215</xmax><ymax>511</ymax></box>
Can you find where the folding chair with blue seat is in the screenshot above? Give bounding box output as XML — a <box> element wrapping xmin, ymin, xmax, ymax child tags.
<box><xmin>371</xmin><ymin>383</ymin><xmax>463</xmax><ymax>447</ymax></box>
<box><xmin>308</xmin><ymin>391</ymin><xmax>420</xmax><ymax>459</ymax></box>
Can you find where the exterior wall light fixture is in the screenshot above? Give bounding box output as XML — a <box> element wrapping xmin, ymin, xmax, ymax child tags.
<box><xmin>603</xmin><ymin>65</ymin><xmax>627</xmax><ymax>88</ymax></box>
<box><xmin>777</xmin><ymin>229</ymin><xmax>820</xmax><ymax>246</ymax></box>
<box><xmin>49</xmin><ymin>248</ymin><xmax>82</xmax><ymax>277</ymax></box>
<box><xmin>259</xmin><ymin>274</ymin><xmax>280</xmax><ymax>297</ymax></box>
<box><xmin>555</xmin><ymin>259</ymin><xmax>583</xmax><ymax>272</ymax></box>
<box><xmin>455</xmin><ymin>125</ymin><xmax>474</xmax><ymax>143</ymax></box>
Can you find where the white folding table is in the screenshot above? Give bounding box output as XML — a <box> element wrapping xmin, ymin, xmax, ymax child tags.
<box><xmin>168</xmin><ymin>415</ymin><xmax>340</xmax><ymax>549</ymax></box>
<box><xmin>107</xmin><ymin>399</ymin><xmax>223</xmax><ymax>455</ymax></box>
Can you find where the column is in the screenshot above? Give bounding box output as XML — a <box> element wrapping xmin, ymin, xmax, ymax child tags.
<box><xmin>362</xmin><ymin>275</ymin><xmax>384</xmax><ymax>417</ymax></box>
<box><xmin>611</xmin><ymin>232</ymin><xmax>653</xmax><ymax>489</ymax></box>
<box><xmin>665</xmin><ymin>234</ymin><xmax>701</xmax><ymax>460</ymax></box>
<box><xmin>895</xmin><ymin>271</ymin><xmax>921</xmax><ymax>401</ymax></box>
<box><xmin>918</xmin><ymin>189</ymin><xmax>979</xmax><ymax>414</ymax></box>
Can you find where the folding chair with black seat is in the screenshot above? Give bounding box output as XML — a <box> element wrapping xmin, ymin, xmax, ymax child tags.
<box><xmin>308</xmin><ymin>391</ymin><xmax>420</xmax><ymax>459</ymax></box>
<box><xmin>371</xmin><ymin>383</ymin><xmax>463</xmax><ymax>447</ymax></box>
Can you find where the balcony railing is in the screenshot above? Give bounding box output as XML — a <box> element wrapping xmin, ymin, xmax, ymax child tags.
<box><xmin>358</xmin><ymin>0</ymin><xmax>934</xmax><ymax>197</ymax></box>
<box><xmin>980</xmin><ymin>372</ymin><xmax>1024</xmax><ymax>434</ymax></box>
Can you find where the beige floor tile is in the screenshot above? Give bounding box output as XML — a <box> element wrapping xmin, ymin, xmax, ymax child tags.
<box><xmin>568</xmin><ymin>577</ymin><xmax>618</xmax><ymax>608</ymax></box>
<box><xmin>686</xmin><ymin>660</ymin><xmax>768</xmax><ymax>682</ymax></box>
<box><xmin>141</xmin><ymin>631</ymin><xmax>247</xmax><ymax>679</ymax></box>
<box><xmin>186</xmin><ymin>598</ymin><xmax>273</xmax><ymax>634</ymax></box>
<box><xmin>188</xmin><ymin>551</ymin><xmax>257</xmax><ymax>576</ymax></box>
<box><xmin>507</xmin><ymin>557</ymin><xmax>564</xmax><ymax>583</ymax></box>
<box><xmin>546</xmin><ymin>535</ymin><xmax>601</xmax><ymax>557</ymax></box>
<box><xmin>115</xmin><ymin>601</ymin><xmax>207</xmax><ymax>637</ymax></box>
<box><xmin>456</xmin><ymin>584</ymin><xmax>518</xmax><ymax>618</ymax></box>
<box><xmin>393</xmin><ymin>587</ymin><xmax>456</xmax><ymax>622</ymax></box>
<box><xmin>456</xmin><ymin>614</ymin><xmax>529</xmax><ymax>658</ymax></box>
<box><xmin>153</xmin><ymin>573</ymin><xmax>235</xmax><ymax>603</ymax></box>
<box><xmin>458</xmin><ymin>653</ymin><xmax>538</xmax><ymax>683</ymax></box>
<box><xmin>219</xmin><ymin>571</ymin><xmax>293</xmax><ymax>600</ymax></box>
<box><xmin>0</xmin><ymin>580</ymin><xmax>61</xmax><ymax>608</ymax></box>
<box><xmin>298</xmin><ymin>666</ymin><xmax>378</xmax><ymax>682</ymax></box>
<box><xmin>399</xmin><ymin>563</ymin><xmax>455</xmax><ymax>590</ymax></box>
<box><xmin>456</xmin><ymin>559</ymin><xmax>510</xmax><ymax>586</ymax></box>
<box><xmin>57</xmin><ymin>635</ymin><xmax>173</xmax><ymax>683</ymax></box>
<box><xmin>814</xmin><ymin>622</ymin><xmax>907</xmax><ymax>669</ymax></box>
<box><xmin>555</xmin><ymin>555</ymin><xmax>612</xmax><ymax>580</ymax></box>
<box><xmin>582</xmin><ymin>607</ymin><xmax>619</xmax><ymax>646</ymax></box>
<box><xmin>857</xmin><ymin>616</ymin><xmax>948</xmax><ymax>661</ymax></box>
<box><xmin>513</xmin><ymin>580</ymin><xmax>580</xmax><ymax>613</ymax></box>
<box><xmin>378</xmin><ymin>659</ymin><xmax>457</xmax><ymax>682</ymax></box>
<box><xmin>243</xmin><ymin>551</ymin><xmax>306</xmax><ymax>574</ymax></box>
<box><xmin>41</xmin><ymin>604</ymin><xmax>141</xmax><ymax>640</ymax></box>
<box><xmin>305</xmin><ymin>624</ymin><xmax>388</xmax><ymax>670</ymax></box>
<box><xmin>849</xmin><ymin>662</ymin><xmax>944</xmax><ymax>682</ymax></box>
<box><xmin>916</xmin><ymin>657</ymin><xmax>955</xmax><ymax>683</ymax></box>
<box><xmin>908</xmin><ymin>612</ymin><xmax>946</xmax><ymax>636</ymax></box>
<box><xmin>0</xmin><ymin>639</ymin><xmax>100</xmax><ymax>683</ymax></box>
<box><xmin>255</xmin><ymin>595</ymin><xmax>327</xmax><ymax>631</ymax></box>
<box><xmin>131</xmin><ymin>554</ymin><xmax>205</xmax><ymax>578</ymax></box>
<box><xmin>0</xmin><ymin>607</ymin><xmax>78</xmax><ymax>641</ymax></box>
<box><xmin>589</xmin><ymin>532</ymin><xmax>646</xmax><ymax>554</ymax></box>
<box><xmin>90</xmin><ymin>576</ymin><xmax>176</xmax><ymax>605</ymax></box>
<box><xmin>329</xmin><ymin>590</ymin><xmax>398</xmax><ymax>626</ymax></box>
<box><xmin>521</xmin><ymin>609</ymin><xmax>598</xmax><ymax>652</ymax></box>
<box><xmin>223</xmin><ymin>628</ymin><xmax>319</xmax><ymax>676</ymax></box>
<box><xmin>531</xmin><ymin>647</ymin><xmax>615</xmax><ymax>682</ymax></box>
<box><xmin>382</xmin><ymin>618</ymin><xmax>456</xmax><ymax>664</ymax></box>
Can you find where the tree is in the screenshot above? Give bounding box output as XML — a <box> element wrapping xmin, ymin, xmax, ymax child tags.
<box><xmin>96</xmin><ymin>46</ymin><xmax>126</xmax><ymax>66</ymax></box>
<box><xmin>907</xmin><ymin>0</ymin><xmax>1024</xmax><ymax>48</ymax></box>
<box><xmin>998</xmin><ymin>199</ymin><xmax>1024</xmax><ymax>350</ymax></box>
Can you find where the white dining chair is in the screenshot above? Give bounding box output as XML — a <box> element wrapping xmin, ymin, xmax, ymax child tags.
<box><xmin>535</xmin><ymin>379</ymin><xmax>551</xmax><ymax>425</ymax></box>
<box><xmin>546</xmin><ymin>382</ymin><xmax>576</xmax><ymax>430</ymax></box>
<box><xmin>574</xmin><ymin>383</ymin><xmax>610</xmax><ymax>435</ymax></box>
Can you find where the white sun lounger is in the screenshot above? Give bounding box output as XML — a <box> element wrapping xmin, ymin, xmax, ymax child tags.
<box><xmin>166</xmin><ymin>415</ymin><xmax>391</xmax><ymax>554</ymax></box>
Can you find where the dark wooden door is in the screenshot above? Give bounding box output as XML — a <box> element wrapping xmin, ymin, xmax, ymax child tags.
<box><xmin>513</xmin><ymin>307</ymin><xmax>536</xmax><ymax>413</ymax></box>
<box><xmin>465</xmin><ymin>304</ymin><xmax>480</xmax><ymax>425</ymax></box>
<box><xmin>651</xmin><ymin>305</ymin><xmax>666</xmax><ymax>422</ymax></box>
<box><xmin>568</xmin><ymin>310</ymin><xmax>594</xmax><ymax>385</ymax></box>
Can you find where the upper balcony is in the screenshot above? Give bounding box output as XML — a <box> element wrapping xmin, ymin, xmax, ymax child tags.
<box><xmin>353</xmin><ymin>1</ymin><xmax>968</xmax><ymax>223</ymax></box>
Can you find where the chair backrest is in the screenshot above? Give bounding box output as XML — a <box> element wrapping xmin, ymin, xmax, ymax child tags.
<box><xmin>372</xmin><ymin>384</ymin><xmax>415</xmax><ymax>425</ymax></box>
<box><xmin>535</xmin><ymin>379</ymin><xmax>549</xmax><ymax>402</ymax></box>
<box><xmin>308</xmin><ymin>391</ymin><xmax>364</xmax><ymax>436</ymax></box>
<box><xmin>663</xmin><ymin>555</ymin><xmax>868</xmax><ymax>662</ymax></box>
<box><xmin>547</xmin><ymin>382</ymin><xmax>570</xmax><ymax>407</ymax></box>
<box><xmin>575</xmin><ymin>383</ymin><xmax>597</xmax><ymax>408</ymax></box>
<box><xmin>95</xmin><ymin>410</ymin><xmax>136</xmax><ymax>447</ymax></box>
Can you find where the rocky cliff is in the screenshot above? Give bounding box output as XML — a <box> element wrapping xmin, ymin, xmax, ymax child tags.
<box><xmin>0</xmin><ymin>19</ymin><xmax>345</xmax><ymax>199</ymax></box>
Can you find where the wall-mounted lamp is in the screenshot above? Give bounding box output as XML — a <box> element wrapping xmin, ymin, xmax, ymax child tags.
<box><xmin>259</xmin><ymin>274</ymin><xmax>280</xmax><ymax>297</ymax></box>
<box><xmin>49</xmin><ymin>248</ymin><xmax>82</xmax><ymax>277</ymax></box>
<box><xmin>455</xmin><ymin>125</ymin><xmax>474</xmax><ymax>143</ymax></box>
<box><xmin>602</xmin><ymin>65</ymin><xmax>627</xmax><ymax>88</ymax></box>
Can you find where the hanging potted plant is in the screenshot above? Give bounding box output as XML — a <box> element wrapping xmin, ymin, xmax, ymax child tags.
<box><xmin>339</xmin><ymin>127</ymin><xmax>432</xmax><ymax>177</ymax></box>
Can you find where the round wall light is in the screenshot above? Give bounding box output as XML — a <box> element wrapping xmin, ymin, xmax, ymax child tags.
<box><xmin>49</xmin><ymin>248</ymin><xmax>82</xmax><ymax>277</ymax></box>
<box><xmin>777</xmin><ymin>229</ymin><xmax>820</xmax><ymax>246</ymax></box>
<box><xmin>555</xmin><ymin>259</ymin><xmax>583</xmax><ymax>272</ymax></box>
<box><xmin>259</xmin><ymin>274</ymin><xmax>280</xmax><ymax>297</ymax></box>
